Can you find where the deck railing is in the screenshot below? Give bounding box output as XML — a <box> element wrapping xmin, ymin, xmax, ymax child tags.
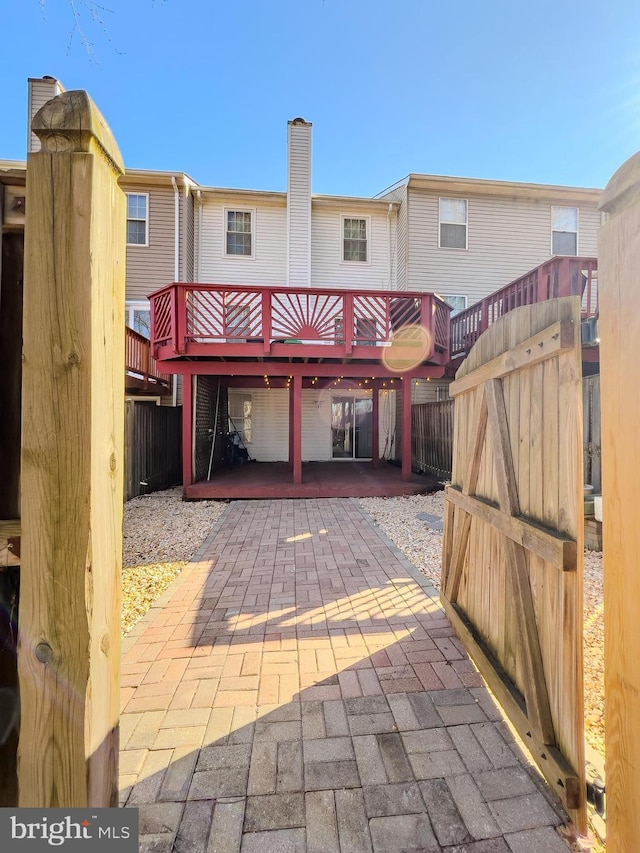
<box><xmin>150</xmin><ymin>283</ymin><xmax>451</xmax><ymax>365</ymax></box>
<box><xmin>125</xmin><ymin>326</ymin><xmax>172</xmax><ymax>394</ymax></box>
<box><xmin>450</xmin><ymin>256</ymin><xmax>598</xmax><ymax>359</ymax></box>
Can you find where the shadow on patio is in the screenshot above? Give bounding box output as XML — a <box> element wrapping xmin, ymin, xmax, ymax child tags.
<box><xmin>119</xmin><ymin>499</ymin><xmax>572</xmax><ymax>852</ymax></box>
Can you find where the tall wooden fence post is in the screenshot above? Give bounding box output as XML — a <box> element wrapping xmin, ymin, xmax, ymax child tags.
<box><xmin>19</xmin><ymin>91</ymin><xmax>126</xmax><ymax>807</ymax></box>
<box><xmin>599</xmin><ymin>153</ymin><xmax>640</xmax><ymax>851</ymax></box>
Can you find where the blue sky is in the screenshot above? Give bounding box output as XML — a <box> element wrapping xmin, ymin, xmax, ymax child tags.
<box><xmin>2</xmin><ymin>0</ymin><xmax>640</xmax><ymax>196</ymax></box>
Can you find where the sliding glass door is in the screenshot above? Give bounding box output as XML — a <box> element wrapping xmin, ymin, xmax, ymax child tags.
<box><xmin>331</xmin><ymin>396</ymin><xmax>373</xmax><ymax>459</ymax></box>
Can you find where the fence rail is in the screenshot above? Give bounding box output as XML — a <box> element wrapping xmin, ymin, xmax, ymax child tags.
<box><xmin>450</xmin><ymin>256</ymin><xmax>598</xmax><ymax>359</ymax></box>
<box><xmin>125</xmin><ymin>401</ymin><xmax>182</xmax><ymax>500</ymax></box>
<box><xmin>411</xmin><ymin>399</ymin><xmax>454</xmax><ymax>479</ymax></box>
<box><xmin>125</xmin><ymin>326</ymin><xmax>173</xmax><ymax>394</ymax></box>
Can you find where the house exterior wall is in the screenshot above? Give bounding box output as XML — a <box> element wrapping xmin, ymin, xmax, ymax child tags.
<box><xmin>405</xmin><ymin>188</ymin><xmax>600</xmax><ymax>305</ymax></box>
<box><xmin>310</xmin><ymin>203</ymin><xmax>397</xmax><ymax>290</ymax></box>
<box><xmin>228</xmin><ymin>387</ymin><xmax>395</xmax><ymax>462</ymax></box>
<box><xmin>381</xmin><ymin>184</ymin><xmax>408</xmax><ymax>290</ymax></box>
<box><xmin>122</xmin><ymin>183</ymin><xmax>176</xmax><ymax>301</ymax></box>
<box><xmin>198</xmin><ymin>197</ymin><xmax>287</xmax><ymax>285</ymax></box>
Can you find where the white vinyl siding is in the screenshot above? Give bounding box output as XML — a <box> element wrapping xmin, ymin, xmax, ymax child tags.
<box><xmin>311</xmin><ymin>205</ymin><xmax>397</xmax><ymax>290</ymax></box>
<box><xmin>199</xmin><ymin>200</ymin><xmax>287</xmax><ymax>285</ymax></box>
<box><xmin>287</xmin><ymin>121</ymin><xmax>312</xmax><ymax>287</ymax></box>
<box><xmin>228</xmin><ymin>387</ymin><xmax>394</xmax><ymax>461</ymax></box>
<box><xmin>407</xmin><ymin>189</ymin><xmax>600</xmax><ymax>304</ymax></box>
<box><xmin>123</xmin><ymin>185</ymin><xmax>176</xmax><ymax>301</ymax></box>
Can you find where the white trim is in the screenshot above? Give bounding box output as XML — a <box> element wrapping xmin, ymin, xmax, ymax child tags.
<box><xmin>438</xmin><ymin>197</ymin><xmax>468</xmax><ymax>250</ymax></box>
<box><xmin>126</xmin><ymin>192</ymin><xmax>150</xmax><ymax>247</ymax></box>
<box><xmin>551</xmin><ymin>205</ymin><xmax>579</xmax><ymax>256</ymax></box>
<box><xmin>125</xmin><ymin>300</ymin><xmax>151</xmax><ymax>337</ymax></box>
<box><xmin>340</xmin><ymin>214</ymin><xmax>371</xmax><ymax>265</ymax></box>
<box><xmin>223</xmin><ymin>206</ymin><xmax>256</xmax><ymax>259</ymax></box>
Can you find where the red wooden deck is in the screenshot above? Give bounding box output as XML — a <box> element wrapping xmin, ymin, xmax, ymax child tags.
<box><xmin>149</xmin><ymin>282</ymin><xmax>451</xmax><ymax>366</ymax></box>
<box><xmin>450</xmin><ymin>255</ymin><xmax>598</xmax><ymax>360</ymax></box>
<box><xmin>184</xmin><ymin>461</ymin><xmax>441</xmax><ymax>500</ymax></box>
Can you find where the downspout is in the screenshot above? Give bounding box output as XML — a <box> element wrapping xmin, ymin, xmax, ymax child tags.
<box><xmin>171</xmin><ymin>177</ymin><xmax>180</xmax><ymax>407</ymax></box>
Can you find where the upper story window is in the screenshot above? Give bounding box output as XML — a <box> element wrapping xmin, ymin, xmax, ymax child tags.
<box><xmin>439</xmin><ymin>198</ymin><xmax>468</xmax><ymax>249</ymax></box>
<box><xmin>552</xmin><ymin>206</ymin><xmax>578</xmax><ymax>256</ymax></box>
<box><xmin>342</xmin><ymin>217</ymin><xmax>368</xmax><ymax>262</ymax></box>
<box><xmin>225</xmin><ymin>209</ymin><xmax>254</xmax><ymax>257</ymax></box>
<box><xmin>443</xmin><ymin>295</ymin><xmax>468</xmax><ymax>316</ymax></box>
<box><xmin>127</xmin><ymin>193</ymin><xmax>149</xmax><ymax>246</ymax></box>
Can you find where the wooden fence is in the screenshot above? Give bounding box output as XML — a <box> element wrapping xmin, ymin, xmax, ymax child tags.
<box><xmin>125</xmin><ymin>401</ymin><xmax>182</xmax><ymax>500</ymax></box>
<box><xmin>413</xmin><ymin>377</ymin><xmax>600</xmax><ymax>490</ymax></box>
<box><xmin>442</xmin><ymin>297</ymin><xmax>586</xmax><ymax>832</ymax></box>
<box><xmin>411</xmin><ymin>399</ymin><xmax>454</xmax><ymax>479</ymax></box>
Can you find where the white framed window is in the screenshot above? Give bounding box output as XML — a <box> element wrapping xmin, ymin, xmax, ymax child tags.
<box><xmin>228</xmin><ymin>393</ymin><xmax>252</xmax><ymax>444</ymax></box>
<box><xmin>127</xmin><ymin>193</ymin><xmax>149</xmax><ymax>246</ymax></box>
<box><xmin>552</xmin><ymin>206</ymin><xmax>578</xmax><ymax>256</ymax></box>
<box><xmin>439</xmin><ymin>198</ymin><xmax>468</xmax><ymax>249</ymax></box>
<box><xmin>443</xmin><ymin>295</ymin><xmax>468</xmax><ymax>316</ymax></box>
<box><xmin>342</xmin><ymin>216</ymin><xmax>369</xmax><ymax>263</ymax></box>
<box><xmin>225</xmin><ymin>209</ymin><xmax>254</xmax><ymax>257</ymax></box>
<box><xmin>126</xmin><ymin>301</ymin><xmax>151</xmax><ymax>338</ymax></box>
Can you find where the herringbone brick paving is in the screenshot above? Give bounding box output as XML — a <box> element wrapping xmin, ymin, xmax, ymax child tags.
<box><xmin>120</xmin><ymin>498</ymin><xmax>571</xmax><ymax>852</ymax></box>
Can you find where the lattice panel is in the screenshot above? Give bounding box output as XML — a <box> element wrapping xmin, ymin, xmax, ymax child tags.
<box><xmin>271</xmin><ymin>292</ymin><xmax>344</xmax><ymax>341</ymax></box>
<box><xmin>152</xmin><ymin>291</ymin><xmax>173</xmax><ymax>343</ymax></box>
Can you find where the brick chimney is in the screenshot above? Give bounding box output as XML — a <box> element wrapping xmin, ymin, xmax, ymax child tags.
<box><xmin>287</xmin><ymin>118</ymin><xmax>312</xmax><ymax>288</ymax></box>
<box><xmin>28</xmin><ymin>76</ymin><xmax>65</xmax><ymax>153</ymax></box>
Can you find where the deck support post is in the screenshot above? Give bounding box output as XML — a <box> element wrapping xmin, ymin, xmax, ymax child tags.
<box><xmin>599</xmin><ymin>152</ymin><xmax>640</xmax><ymax>851</ymax></box>
<box><xmin>19</xmin><ymin>91</ymin><xmax>126</xmax><ymax>807</ymax></box>
<box><xmin>182</xmin><ymin>375</ymin><xmax>194</xmax><ymax>493</ymax></box>
<box><xmin>371</xmin><ymin>381</ymin><xmax>380</xmax><ymax>467</ymax></box>
<box><xmin>401</xmin><ymin>377</ymin><xmax>412</xmax><ymax>481</ymax></box>
<box><xmin>292</xmin><ymin>374</ymin><xmax>303</xmax><ymax>484</ymax></box>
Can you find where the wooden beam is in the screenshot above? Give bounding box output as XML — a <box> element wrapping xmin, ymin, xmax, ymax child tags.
<box><xmin>442</xmin><ymin>598</ymin><xmax>582</xmax><ymax>813</ymax></box>
<box><xmin>449</xmin><ymin>319</ymin><xmax>574</xmax><ymax>397</ymax></box>
<box><xmin>151</xmin><ymin>358</ymin><xmax>447</xmax><ymax>380</ymax></box>
<box><xmin>445</xmin><ymin>487</ymin><xmax>577</xmax><ymax>572</ymax></box>
<box><xmin>19</xmin><ymin>90</ymin><xmax>126</xmax><ymax>807</ymax></box>
<box><xmin>445</xmin><ymin>386</ymin><xmax>487</xmax><ymax>602</ymax></box>
<box><xmin>401</xmin><ymin>377</ymin><xmax>412</xmax><ymax>481</ymax></box>
<box><xmin>292</xmin><ymin>374</ymin><xmax>302</xmax><ymax>485</ymax></box>
<box><xmin>485</xmin><ymin>378</ymin><xmax>555</xmax><ymax>746</ymax></box>
<box><xmin>371</xmin><ymin>381</ymin><xmax>380</xmax><ymax>468</ymax></box>
<box><xmin>599</xmin><ymin>150</ymin><xmax>640</xmax><ymax>852</ymax></box>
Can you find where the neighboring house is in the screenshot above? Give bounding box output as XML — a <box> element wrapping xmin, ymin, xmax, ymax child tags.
<box><xmin>0</xmin><ymin>77</ymin><xmax>602</xmax><ymax>501</ymax></box>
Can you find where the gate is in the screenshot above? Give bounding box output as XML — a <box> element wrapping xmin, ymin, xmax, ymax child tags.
<box><xmin>441</xmin><ymin>297</ymin><xmax>586</xmax><ymax>832</ymax></box>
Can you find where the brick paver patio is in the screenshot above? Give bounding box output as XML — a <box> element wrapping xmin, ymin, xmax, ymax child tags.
<box><xmin>120</xmin><ymin>499</ymin><xmax>571</xmax><ymax>852</ymax></box>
